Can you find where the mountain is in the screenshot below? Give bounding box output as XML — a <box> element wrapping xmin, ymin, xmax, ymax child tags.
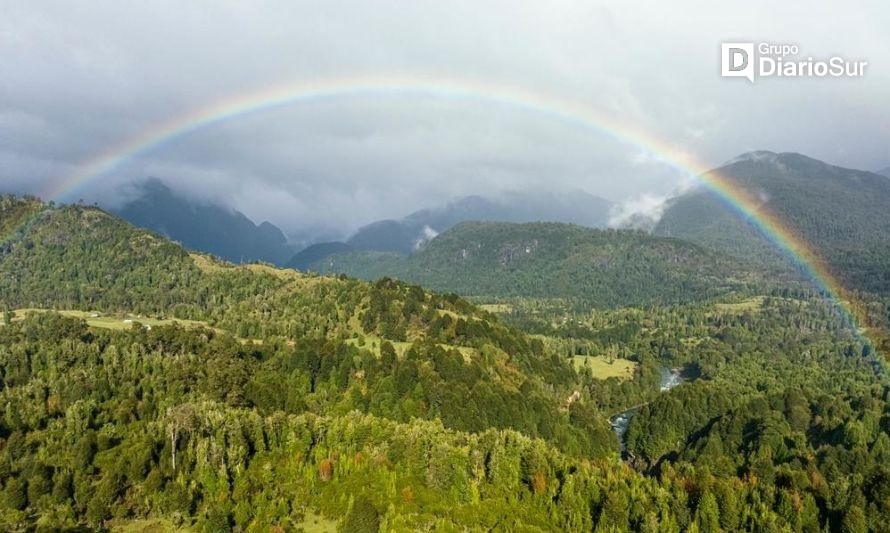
<box><xmin>0</xmin><ymin>194</ymin><xmax>613</xmax><ymax>452</ymax></box>
<box><xmin>114</xmin><ymin>178</ymin><xmax>294</xmax><ymax>265</ymax></box>
<box><xmin>311</xmin><ymin>221</ymin><xmax>763</xmax><ymax>307</ymax></box>
<box><xmin>0</xmin><ymin>194</ymin><xmax>643</xmax><ymax>529</ymax></box>
<box><xmin>287</xmin><ymin>240</ymin><xmax>355</xmax><ymax>270</ymax></box>
<box><xmin>655</xmin><ymin>151</ymin><xmax>890</xmax><ymax>293</ymax></box>
<box><xmin>3</xmin><ymin>194</ymin><xmax>890</xmax><ymax>531</ymax></box>
<box><xmin>286</xmin><ymin>189</ymin><xmax>613</xmax><ymax>266</ymax></box>
<box><xmin>347</xmin><ymin>218</ymin><xmax>428</xmax><ymax>254</ymax></box>
<box><xmin>350</xmin><ymin>190</ymin><xmax>613</xmax><ymax>254</ymax></box>
<box><xmin>877</xmin><ymin>166</ymin><xmax>890</xmax><ymax>178</ymax></box>
<box><xmin>406</xmin><ymin>189</ymin><xmax>611</xmax><ymax>233</ymax></box>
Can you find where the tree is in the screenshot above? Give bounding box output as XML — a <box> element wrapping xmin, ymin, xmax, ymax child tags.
<box><xmin>319</xmin><ymin>458</ymin><xmax>333</xmax><ymax>482</ymax></box>
<box><xmin>696</xmin><ymin>491</ymin><xmax>721</xmax><ymax>532</ymax></box>
<box><xmin>3</xmin><ymin>477</ymin><xmax>27</xmax><ymax>511</ymax></box>
<box><xmin>340</xmin><ymin>496</ymin><xmax>379</xmax><ymax>533</ymax></box>
<box><xmin>380</xmin><ymin>341</ymin><xmax>397</xmax><ymax>371</ymax></box>
<box><xmin>841</xmin><ymin>504</ymin><xmax>867</xmax><ymax>533</ymax></box>
<box><xmin>531</xmin><ymin>471</ymin><xmax>547</xmax><ymax>495</ymax></box>
<box><xmin>166</xmin><ymin>404</ymin><xmax>198</xmax><ymax>472</ymax></box>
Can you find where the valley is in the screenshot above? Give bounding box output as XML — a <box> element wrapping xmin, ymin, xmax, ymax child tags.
<box><xmin>610</xmin><ymin>367</ymin><xmax>685</xmax><ymax>455</ymax></box>
<box><xmin>5</xmin><ymin>2</ymin><xmax>888</xmax><ymax>530</ymax></box>
<box><xmin>2</xmin><ymin>193</ymin><xmax>889</xmax><ymax>530</ymax></box>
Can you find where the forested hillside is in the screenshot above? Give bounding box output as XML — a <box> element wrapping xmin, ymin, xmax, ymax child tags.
<box><xmin>293</xmin><ymin>190</ymin><xmax>613</xmax><ymax>260</ymax></box>
<box><xmin>2</xmin><ymin>195</ymin><xmax>890</xmax><ymax>531</ymax></box>
<box><xmin>0</xmin><ymin>196</ymin><xmax>611</xmax><ymax>449</ymax></box>
<box><xmin>655</xmin><ymin>152</ymin><xmax>890</xmax><ymax>293</ymax></box>
<box><xmin>311</xmin><ymin>221</ymin><xmax>765</xmax><ymax>308</ymax></box>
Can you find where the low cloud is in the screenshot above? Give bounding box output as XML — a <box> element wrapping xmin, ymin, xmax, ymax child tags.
<box><xmin>608</xmin><ymin>193</ymin><xmax>673</xmax><ymax>231</ymax></box>
<box><xmin>608</xmin><ymin>179</ymin><xmax>698</xmax><ymax>231</ymax></box>
<box><xmin>413</xmin><ymin>225</ymin><xmax>439</xmax><ymax>250</ymax></box>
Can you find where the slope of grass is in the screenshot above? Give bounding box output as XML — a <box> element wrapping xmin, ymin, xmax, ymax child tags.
<box><xmin>11</xmin><ymin>309</ymin><xmax>210</xmax><ymax>331</ymax></box>
<box><xmin>571</xmin><ymin>356</ymin><xmax>637</xmax><ymax>380</ymax></box>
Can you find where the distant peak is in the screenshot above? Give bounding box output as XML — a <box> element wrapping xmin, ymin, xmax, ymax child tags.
<box><xmin>720</xmin><ymin>151</ymin><xmax>841</xmax><ymax>173</ymax></box>
<box><xmin>118</xmin><ymin>177</ymin><xmax>177</xmax><ymax>205</ymax></box>
<box><xmin>722</xmin><ymin>151</ymin><xmax>779</xmax><ymax>166</ymax></box>
<box><xmin>136</xmin><ymin>177</ymin><xmax>173</xmax><ymax>194</ymax></box>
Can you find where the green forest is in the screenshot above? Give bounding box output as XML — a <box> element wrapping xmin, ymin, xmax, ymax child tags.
<box><xmin>2</xmin><ymin>196</ymin><xmax>890</xmax><ymax>531</ymax></box>
<box><xmin>307</xmin><ymin>221</ymin><xmax>770</xmax><ymax>309</ymax></box>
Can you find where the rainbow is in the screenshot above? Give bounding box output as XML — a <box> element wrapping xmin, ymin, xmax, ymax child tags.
<box><xmin>38</xmin><ymin>74</ymin><xmax>870</xmax><ymax>341</ymax></box>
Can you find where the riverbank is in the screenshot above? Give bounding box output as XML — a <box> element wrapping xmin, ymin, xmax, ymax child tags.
<box><xmin>610</xmin><ymin>367</ymin><xmax>684</xmax><ymax>454</ymax></box>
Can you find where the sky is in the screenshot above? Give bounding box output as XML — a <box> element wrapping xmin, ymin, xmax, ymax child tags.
<box><xmin>1</xmin><ymin>0</ymin><xmax>889</xmax><ymax>237</ymax></box>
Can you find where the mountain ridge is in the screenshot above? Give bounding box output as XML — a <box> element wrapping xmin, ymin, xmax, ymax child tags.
<box><xmin>310</xmin><ymin>220</ymin><xmax>764</xmax><ymax>307</ymax></box>
<box><xmin>113</xmin><ymin>178</ymin><xmax>295</xmax><ymax>265</ymax></box>
<box><xmin>288</xmin><ymin>189</ymin><xmax>613</xmax><ymax>266</ymax></box>
<box><xmin>0</xmin><ymin>194</ymin><xmax>613</xmax><ymax>451</ymax></box>
<box><xmin>654</xmin><ymin>151</ymin><xmax>890</xmax><ymax>293</ymax></box>
<box><xmin>2</xmin><ymin>193</ymin><xmax>889</xmax><ymax>531</ymax></box>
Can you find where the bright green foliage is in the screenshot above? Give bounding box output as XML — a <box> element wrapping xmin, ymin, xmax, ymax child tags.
<box><xmin>341</xmin><ymin>496</ymin><xmax>380</xmax><ymax>533</ymax></box>
<box><xmin>3</xmin><ymin>310</ymin><xmax>879</xmax><ymax>531</ymax></box>
<box><xmin>2</xmin><ymin>195</ymin><xmax>890</xmax><ymax>531</ymax></box>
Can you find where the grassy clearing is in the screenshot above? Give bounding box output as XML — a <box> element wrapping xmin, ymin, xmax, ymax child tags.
<box><xmin>478</xmin><ymin>303</ymin><xmax>514</xmax><ymax>314</ymax></box>
<box><xmin>714</xmin><ymin>296</ymin><xmax>764</xmax><ymax>314</ymax></box>
<box><xmin>244</xmin><ymin>262</ymin><xmax>307</xmax><ymax>281</ymax></box>
<box><xmin>680</xmin><ymin>337</ymin><xmax>705</xmax><ymax>346</ymax></box>
<box><xmin>191</xmin><ymin>252</ymin><xmax>312</xmax><ymax>282</ymax></box>
<box><xmin>109</xmin><ymin>519</ymin><xmax>193</xmax><ymax>532</ymax></box>
<box><xmin>12</xmin><ymin>309</ymin><xmax>210</xmax><ymax>332</ymax></box>
<box><xmin>572</xmin><ymin>356</ymin><xmax>637</xmax><ymax>380</ymax></box>
<box><xmin>295</xmin><ymin>511</ymin><xmax>338</xmax><ymax>532</ymax></box>
<box><xmin>346</xmin><ymin>336</ymin><xmax>414</xmax><ymax>356</ymax></box>
<box><xmin>189</xmin><ymin>252</ymin><xmax>230</xmax><ymax>273</ymax></box>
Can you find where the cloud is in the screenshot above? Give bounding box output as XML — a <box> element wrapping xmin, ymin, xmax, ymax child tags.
<box><xmin>608</xmin><ymin>179</ymin><xmax>699</xmax><ymax>230</ymax></box>
<box><xmin>0</xmin><ymin>1</ymin><xmax>888</xmax><ymax>236</ymax></box>
<box><xmin>413</xmin><ymin>225</ymin><xmax>439</xmax><ymax>250</ymax></box>
<box><xmin>608</xmin><ymin>193</ymin><xmax>673</xmax><ymax>230</ymax></box>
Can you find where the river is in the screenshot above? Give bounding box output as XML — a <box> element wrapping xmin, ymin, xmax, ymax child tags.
<box><xmin>610</xmin><ymin>367</ymin><xmax>683</xmax><ymax>453</ymax></box>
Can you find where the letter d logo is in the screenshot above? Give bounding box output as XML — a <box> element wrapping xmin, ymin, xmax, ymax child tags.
<box><xmin>722</xmin><ymin>43</ymin><xmax>754</xmax><ymax>83</ymax></box>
